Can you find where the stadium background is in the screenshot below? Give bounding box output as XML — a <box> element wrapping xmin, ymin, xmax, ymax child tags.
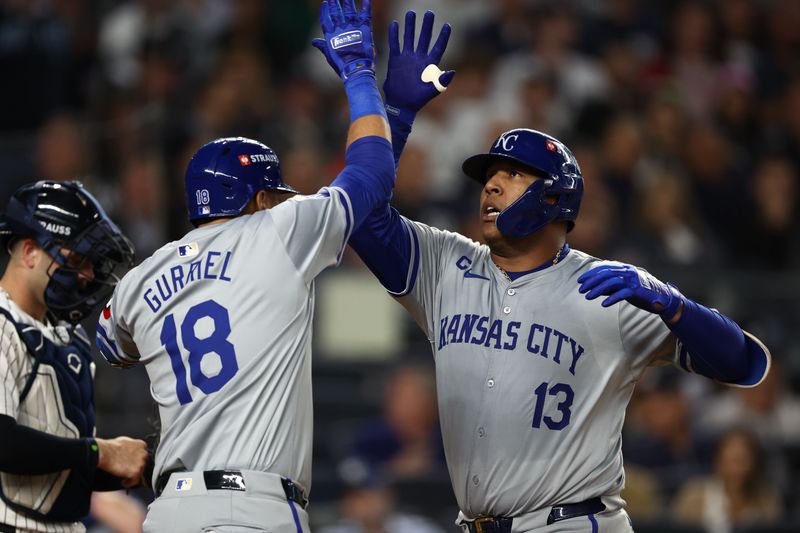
<box><xmin>1</xmin><ymin>0</ymin><xmax>799</xmax><ymax>531</ymax></box>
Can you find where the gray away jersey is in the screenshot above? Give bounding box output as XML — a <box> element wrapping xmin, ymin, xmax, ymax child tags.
<box><xmin>394</xmin><ymin>219</ymin><xmax>767</xmax><ymax>519</ymax></box>
<box><xmin>0</xmin><ymin>291</ymin><xmax>90</xmax><ymax>533</ymax></box>
<box><xmin>97</xmin><ymin>187</ymin><xmax>354</xmax><ymax>493</ymax></box>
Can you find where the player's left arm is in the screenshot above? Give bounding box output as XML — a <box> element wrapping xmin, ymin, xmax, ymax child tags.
<box><xmin>310</xmin><ymin>0</ymin><xmax>394</xmax><ymax>231</ymax></box>
<box><xmin>342</xmin><ymin>11</ymin><xmax>454</xmax><ymax>293</ymax></box>
<box><xmin>578</xmin><ymin>263</ymin><xmax>770</xmax><ymax>386</ymax></box>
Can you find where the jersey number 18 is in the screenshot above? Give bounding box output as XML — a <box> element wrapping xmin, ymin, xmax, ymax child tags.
<box><xmin>160</xmin><ymin>299</ymin><xmax>239</xmax><ymax>405</ymax></box>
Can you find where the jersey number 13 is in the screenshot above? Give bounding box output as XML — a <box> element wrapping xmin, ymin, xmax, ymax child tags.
<box><xmin>532</xmin><ymin>381</ymin><xmax>574</xmax><ymax>430</ymax></box>
<box><xmin>160</xmin><ymin>299</ymin><xmax>239</xmax><ymax>405</ymax></box>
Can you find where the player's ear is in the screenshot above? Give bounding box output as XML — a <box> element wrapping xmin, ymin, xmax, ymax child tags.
<box><xmin>254</xmin><ymin>190</ymin><xmax>273</xmax><ymax>211</ymax></box>
<box><xmin>20</xmin><ymin>238</ymin><xmax>42</xmax><ymax>268</ymax></box>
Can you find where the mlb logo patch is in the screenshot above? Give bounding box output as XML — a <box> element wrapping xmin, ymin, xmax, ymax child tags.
<box><xmin>239</xmin><ymin>154</ymin><xmax>251</xmax><ymax>166</ymax></box>
<box><xmin>545</xmin><ymin>140</ymin><xmax>557</xmax><ymax>152</ymax></box>
<box><xmin>200</xmin><ymin>206</ymin><xmax>211</xmax><ymax>215</ymax></box>
<box><xmin>178</xmin><ymin>242</ymin><xmax>200</xmax><ymax>257</ymax></box>
<box><xmin>175</xmin><ymin>478</ymin><xmax>193</xmax><ymax>492</ymax></box>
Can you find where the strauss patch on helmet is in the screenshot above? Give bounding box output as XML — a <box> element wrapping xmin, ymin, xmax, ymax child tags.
<box><xmin>40</xmin><ymin>221</ymin><xmax>72</xmax><ymax>236</ymax></box>
<box><xmin>331</xmin><ymin>30</ymin><xmax>362</xmax><ymax>49</ymax></box>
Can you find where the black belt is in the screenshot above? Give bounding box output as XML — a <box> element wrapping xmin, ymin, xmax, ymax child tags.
<box><xmin>466</xmin><ymin>497</ymin><xmax>606</xmax><ymax>533</ymax></box>
<box><xmin>155</xmin><ymin>470</ymin><xmax>308</xmax><ymax>509</ymax></box>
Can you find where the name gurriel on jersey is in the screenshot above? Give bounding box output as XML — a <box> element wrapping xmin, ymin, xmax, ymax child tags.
<box><xmin>143</xmin><ymin>249</ymin><xmax>234</xmax><ymax>314</ymax></box>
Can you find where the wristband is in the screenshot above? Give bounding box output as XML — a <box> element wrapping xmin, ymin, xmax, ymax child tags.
<box><xmin>345</xmin><ymin>71</ymin><xmax>386</xmax><ymax>123</ymax></box>
<box><xmin>88</xmin><ymin>437</ymin><xmax>100</xmax><ymax>467</ymax></box>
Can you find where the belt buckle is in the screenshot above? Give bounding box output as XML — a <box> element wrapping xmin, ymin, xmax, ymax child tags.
<box><xmin>473</xmin><ymin>517</ymin><xmax>495</xmax><ymax>533</ymax></box>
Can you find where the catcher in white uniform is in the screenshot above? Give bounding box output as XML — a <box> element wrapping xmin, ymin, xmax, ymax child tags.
<box><xmin>339</xmin><ymin>11</ymin><xmax>772</xmax><ymax>533</ymax></box>
<box><xmin>0</xmin><ymin>181</ymin><xmax>147</xmax><ymax>533</ymax></box>
<box><xmin>96</xmin><ymin>1</ymin><xmax>395</xmax><ymax>531</ymax></box>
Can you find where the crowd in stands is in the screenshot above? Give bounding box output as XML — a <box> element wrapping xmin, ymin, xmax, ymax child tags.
<box><xmin>1</xmin><ymin>1</ymin><xmax>798</xmax><ymax>531</ymax></box>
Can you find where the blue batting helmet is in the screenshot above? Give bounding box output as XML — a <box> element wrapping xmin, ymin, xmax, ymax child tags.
<box><xmin>0</xmin><ymin>180</ymin><xmax>134</xmax><ymax>323</ymax></box>
<box><xmin>184</xmin><ymin>137</ymin><xmax>297</xmax><ymax>223</ymax></box>
<box><xmin>462</xmin><ymin>128</ymin><xmax>583</xmax><ymax>237</ymax></box>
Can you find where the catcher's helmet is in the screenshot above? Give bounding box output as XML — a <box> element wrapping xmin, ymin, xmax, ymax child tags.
<box><xmin>0</xmin><ymin>180</ymin><xmax>135</xmax><ymax>323</ymax></box>
<box><xmin>462</xmin><ymin>128</ymin><xmax>583</xmax><ymax>237</ymax></box>
<box><xmin>184</xmin><ymin>137</ymin><xmax>297</xmax><ymax>223</ymax></box>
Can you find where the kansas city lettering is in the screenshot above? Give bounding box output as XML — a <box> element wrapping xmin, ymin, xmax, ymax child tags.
<box><xmin>438</xmin><ymin>314</ymin><xmax>586</xmax><ymax>375</ymax></box>
<box><xmin>143</xmin><ymin>250</ymin><xmax>233</xmax><ymax>314</ymax></box>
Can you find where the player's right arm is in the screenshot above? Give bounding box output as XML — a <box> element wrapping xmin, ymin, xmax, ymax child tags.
<box><xmin>310</xmin><ymin>0</ymin><xmax>393</xmax><ymax>231</ymax></box>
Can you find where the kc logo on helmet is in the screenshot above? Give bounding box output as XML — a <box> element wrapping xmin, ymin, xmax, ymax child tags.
<box><xmin>238</xmin><ymin>155</ymin><xmax>251</xmax><ymax>166</ymax></box>
<box><xmin>494</xmin><ymin>133</ymin><xmax>519</xmax><ymax>152</ymax></box>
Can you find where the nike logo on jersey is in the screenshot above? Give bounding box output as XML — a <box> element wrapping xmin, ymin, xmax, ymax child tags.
<box><xmin>456</xmin><ymin>255</ymin><xmax>490</xmax><ymax>280</ymax></box>
<box><xmin>464</xmin><ymin>269</ymin><xmax>490</xmax><ymax>280</ymax></box>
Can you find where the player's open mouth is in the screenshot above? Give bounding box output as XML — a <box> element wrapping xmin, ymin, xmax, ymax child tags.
<box><xmin>482</xmin><ymin>206</ymin><xmax>500</xmax><ymax>221</ymax></box>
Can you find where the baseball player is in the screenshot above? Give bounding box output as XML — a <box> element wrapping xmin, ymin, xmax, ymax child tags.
<box><xmin>343</xmin><ymin>12</ymin><xmax>771</xmax><ymax>533</ymax></box>
<box><xmin>95</xmin><ymin>1</ymin><xmax>393</xmax><ymax>531</ymax></box>
<box><xmin>0</xmin><ymin>181</ymin><xmax>148</xmax><ymax>533</ymax></box>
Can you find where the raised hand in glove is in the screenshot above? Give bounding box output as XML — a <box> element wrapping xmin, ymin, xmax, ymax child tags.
<box><xmin>577</xmin><ymin>263</ymin><xmax>684</xmax><ymax>321</ymax></box>
<box><xmin>384</xmin><ymin>11</ymin><xmax>455</xmax><ymax>119</ymax></box>
<box><xmin>312</xmin><ymin>0</ymin><xmax>375</xmax><ymax>80</ymax></box>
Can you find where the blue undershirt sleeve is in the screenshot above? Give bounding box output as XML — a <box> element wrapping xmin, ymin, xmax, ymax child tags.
<box><xmin>386</xmin><ymin>111</ymin><xmax>414</xmax><ymax>169</ymax></box>
<box><xmin>349</xmin><ymin>204</ymin><xmax>415</xmax><ymax>294</ymax></box>
<box><xmin>667</xmin><ymin>298</ymin><xmax>770</xmax><ymax>386</ymax></box>
<box><xmin>330</xmin><ymin>136</ymin><xmax>395</xmax><ymax>230</ymax></box>
<box><xmin>344</xmin><ymin>106</ymin><xmax>416</xmax><ymax>294</ymax></box>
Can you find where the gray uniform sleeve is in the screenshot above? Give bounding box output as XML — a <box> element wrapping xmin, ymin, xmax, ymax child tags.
<box><xmin>618</xmin><ymin>299</ymin><xmax>692</xmax><ymax>384</ymax></box>
<box><xmin>96</xmin><ymin>284</ymin><xmax>141</xmax><ymax>368</ymax></box>
<box><xmin>396</xmin><ymin>219</ymin><xmax>477</xmax><ymax>341</ymax></box>
<box><xmin>268</xmin><ymin>186</ymin><xmax>354</xmax><ymax>285</ymax></box>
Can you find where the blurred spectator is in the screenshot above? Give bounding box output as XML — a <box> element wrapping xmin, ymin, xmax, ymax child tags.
<box><xmin>318</xmin><ymin>459</ymin><xmax>445</xmax><ymax>533</ymax></box>
<box><xmin>489</xmin><ymin>3</ymin><xmax>608</xmax><ymax>129</ymax></box>
<box><xmin>114</xmin><ymin>154</ymin><xmax>167</xmax><ymax>258</ymax></box>
<box><xmin>625</xmin><ymin>172</ymin><xmax>719</xmax><ymax>268</ymax></box>
<box><xmin>35</xmin><ymin>113</ymin><xmax>92</xmax><ymax>183</ymax></box>
<box><xmin>597</xmin><ymin>114</ymin><xmax>647</xmax><ymax>226</ymax></box>
<box><xmin>623</xmin><ymin>368</ymin><xmax>710</xmax><ymax>500</ymax></box>
<box><xmin>463</xmin><ymin>0</ymin><xmax>534</xmax><ymax>58</ymax></box>
<box><xmin>0</xmin><ymin>0</ymin><xmax>798</xmax><ymax>528</ymax></box>
<box><xmin>565</xmin><ymin>146</ymin><xmax>618</xmax><ymax>259</ymax></box>
<box><xmin>620</xmin><ymin>465</ymin><xmax>664</xmax><ymax>524</ymax></box>
<box><xmin>731</xmin><ymin>155</ymin><xmax>800</xmax><ymax>269</ymax></box>
<box><xmin>86</xmin><ymin>491</ymin><xmax>146</xmax><ymax>533</ymax></box>
<box><xmin>661</xmin><ymin>1</ymin><xmax>723</xmax><ymax>119</ymax></box>
<box><xmin>697</xmin><ymin>360</ymin><xmax>800</xmax><ymax>447</ymax></box>
<box><xmin>349</xmin><ymin>364</ymin><xmax>446</xmax><ymax>481</ymax></box>
<box><xmin>718</xmin><ymin>0</ymin><xmax>760</xmax><ymax>67</ymax></box>
<box><xmin>0</xmin><ymin>0</ymin><xmax>82</xmax><ymax>131</ymax></box>
<box><xmin>671</xmin><ymin>428</ymin><xmax>783</xmax><ymax>532</ymax></box>
<box><xmin>681</xmin><ymin>120</ymin><xmax>746</xmax><ymax>252</ymax></box>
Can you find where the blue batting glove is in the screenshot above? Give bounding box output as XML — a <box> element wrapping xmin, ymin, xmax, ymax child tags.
<box><xmin>384</xmin><ymin>11</ymin><xmax>455</xmax><ymax>120</ymax></box>
<box><xmin>577</xmin><ymin>263</ymin><xmax>684</xmax><ymax>318</ymax></box>
<box><xmin>312</xmin><ymin>0</ymin><xmax>375</xmax><ymax>80</ymax></box>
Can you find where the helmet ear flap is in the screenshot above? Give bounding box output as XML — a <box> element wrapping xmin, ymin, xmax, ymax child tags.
<box><xmin>496</xmin><ymin>179</ymin><xmax>561</xmax><ymax>238</ymax></box>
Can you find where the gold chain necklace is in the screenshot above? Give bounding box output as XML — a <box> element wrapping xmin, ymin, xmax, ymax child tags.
<box><xmin>496</xmin><ymin>244</ymin><xmax>565</xmax><ymax>282</ymax></box>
